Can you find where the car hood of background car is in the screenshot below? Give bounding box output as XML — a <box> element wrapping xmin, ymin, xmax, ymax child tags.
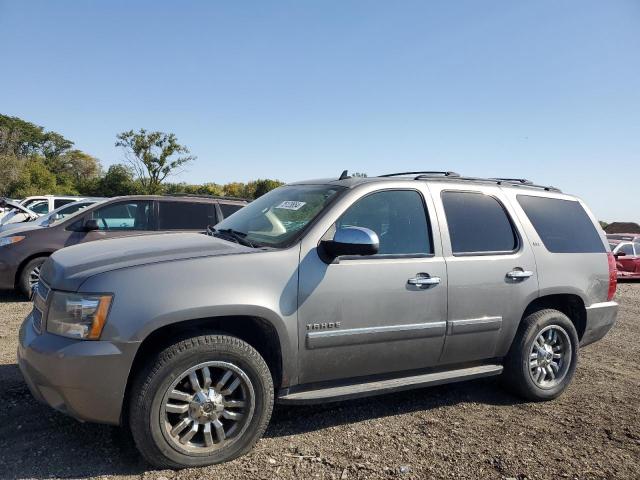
<box><xmin>41</xmin><ymin>232</ymin><xmax>256</xmax><ymax>291</ymax></box>
<box><xmin>0</xmin><ymin>223</ymin><xmax>44</xmax><ymax>235</ymax></box>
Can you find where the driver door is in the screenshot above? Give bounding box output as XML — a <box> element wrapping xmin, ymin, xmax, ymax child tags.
<box><xmin>297</xmin><ymin>187</ymin><xmax>447</xmax><ymax>385</ymax></box>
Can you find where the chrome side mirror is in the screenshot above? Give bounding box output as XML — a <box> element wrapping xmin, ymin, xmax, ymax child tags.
<box><xmin>321</xmin><ymin>226</ymin><xmax>379</xmax><ymax>259</ymax></box>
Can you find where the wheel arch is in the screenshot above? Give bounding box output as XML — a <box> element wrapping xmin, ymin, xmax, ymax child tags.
<box><xmin>522</xmin><ymin>293</ymin><xmax>587</xmax><ymax>340</ymax></box>
<box><xmin>15</xmin><ymin>252</ymin><xmax>53</xmax><ymax>287</ymax></box>
<box><xmin>121</xmin><ymin>314</ymin><xmax>287</xmax><ymax>425</ymax></box>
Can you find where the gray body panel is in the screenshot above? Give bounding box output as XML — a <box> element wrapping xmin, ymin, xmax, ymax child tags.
<box><xmin>17</xmin><ymin>176</ymin><xmax>618</xmax><ymax>425</ymax></box>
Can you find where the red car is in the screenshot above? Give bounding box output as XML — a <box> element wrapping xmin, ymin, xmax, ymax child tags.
<box><xmin>607</xmin><ymin>234</ymin><xmax>640</xmax><ymax>280</ymax></box>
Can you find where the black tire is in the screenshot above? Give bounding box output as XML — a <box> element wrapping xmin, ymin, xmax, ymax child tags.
<box><xmin>503</xmin><ymin>309</ymin><xmax>579</xmax><ymax>401</ymax></box>
<box><xmin>129</xmin><ymin>334</ymin><xmax>274</xmax><ymax>469</ymax></box>
<box><xmin>18</xmin><ymin>256</ymin><xmax>47</xmax><ymax>298</ymax></box>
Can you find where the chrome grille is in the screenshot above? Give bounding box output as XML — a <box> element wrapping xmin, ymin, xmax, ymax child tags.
<box><xmin>31</xmin><ymin>280</ymin><xmax>50</xmax><ymax>334</ymax></box>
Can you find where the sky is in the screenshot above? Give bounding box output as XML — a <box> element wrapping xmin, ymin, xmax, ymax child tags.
<box><xmin>0</xmin><ymin>0</ymin><xmax>638</xmax><ymax>222</ymax></box>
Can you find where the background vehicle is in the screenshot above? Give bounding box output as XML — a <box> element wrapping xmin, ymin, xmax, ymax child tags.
<box><xmin>0</xmin><ymin>199</ymin><xmax>104</xmax><ymax>233</ymax></box>
<box><xmin>608</xmin><ymin>238</ymin><xmax>640</xmax><ymax>279</ymax></box>
<box><xmin>17</xmin><ymin>172</ymin><xmax>617</xmax><ymax>468</ymax></box>
<box><xmin>0</xmin><ymin>195</ymin><xmax>89</xmax><ymax>226</ymax></box>
<box><xmin>0</xmin><ymin>194</ymin><xmax>247</xmax><ymax>295</ymax></box>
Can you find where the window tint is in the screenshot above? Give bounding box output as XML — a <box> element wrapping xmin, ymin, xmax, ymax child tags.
<box><xmin>619</xmin><ymin>243</ymin><xmax>634</xmax><ymax>256</ymax></box>
<box><xmin>336</xmin><ymin>190</ymin><xmax>432</xmax><ymax>255</ymax></box>
<box><xmin>29</xmin><ymin>201</ymin><xmax>50</xmax><ymax>215</ymax></box>
<box><xmin>158</xmin><ymin>202</ymin><xmax>216</xmax><ymax>230</ymax></box>
<box><xmin>91</xmin><ymin>201</ymin><xmax>152</xmax><ymax>230</ymax></box>
<box><xmin>442</xmin><ymin>191</ymin><xmax>517</xmax><ymax>254</ymax></box>
<box><xmin>219</xmin><ymin>203</ymin><xmax>244</xmax><ymax>219</ymax></box>
<box><xmin>517</xmin><ymin>195</ymin><xmax>605</xmax><ymax>253</ymax></box>
<box><xmin>54</xmin><ymin>199</ymin><xmax>74</xmax><ymax>209</ymax></box>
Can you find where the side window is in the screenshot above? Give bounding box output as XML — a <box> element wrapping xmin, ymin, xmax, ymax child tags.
<box><xmin>158</xmin><ymin>202</ymin><xmax>217</xmax><ymax>230</ymax></box>
<box><xmin>517</xmin><ymin>195</ymin><xmax>605</xmax><ymax>253</ymax></box>
<box><xmin>336</xmin><ymin>190</ymin><xmax>432</xmax><ymax>255</ymax></box>
<box><xmin>91</xmin><ymin>201</ymin><xmax>152</xmax><ymax>231</ymax></box>
<box><xmin>219</xmin><ymin>203</ymin><xmax>244</xmax><ymax>219</ymax></box>
<box><xmin>635</xmin><ymin>243</ymin><xmax>640</xmax><ymax>256</ymax></box>
<box><xmin>442</xmin><ymin>191</ymin><xmax>518</xmax><ymax>255</ymax></box>
<box><xmin>54</xmin><ymin>199</ymin><xmax>74</xmax><ymax>209</ymax></box>
<box><xmin>29</xmin><ymin>201</ymin><xmax>50</xmax><ymax>215</ymax></box>
<box><xmin>619</xmin><ymin>243</ymin><xmax>634</xmax><ymax>256</ymax></box>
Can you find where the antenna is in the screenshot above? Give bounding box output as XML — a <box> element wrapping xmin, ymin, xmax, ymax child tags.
<box><xmin>339</xmin><ymin>170</ymin><xmax>350</xmax><ymax>180</ymax></box>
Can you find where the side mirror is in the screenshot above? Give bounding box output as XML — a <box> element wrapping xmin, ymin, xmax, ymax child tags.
<box><xmin>614</xmin><ymin>251</ymin><xmax>626</xmax><ymax>257</ymax></box>
<box><xmin>321</xmin><ymin>226</ymin><xmax>379</xmax><ymax>259</ymax></box>
<box><xmin>83</xmin><ymin>219</ymin><xmax>100</xmax><ymax>231</ymax></box>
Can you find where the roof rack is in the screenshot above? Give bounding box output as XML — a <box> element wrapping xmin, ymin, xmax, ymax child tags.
<box><xmin>162</xmin><ymin>194</ymin><xmax>250</xmax><ymax>202</ymax></box>
<box><xmin>377</xmin><ymin>171</ymin><xmax>561</xmax><ymax>192</ymax></box>
<box><xmin>379</xmin><ymin>171</ymin><xmax>460</xmax><ymax>179</ymax></box>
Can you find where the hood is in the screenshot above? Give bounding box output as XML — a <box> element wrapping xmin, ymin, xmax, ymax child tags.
<box><xmin>0</xmin><ymin>222</ymin><xmax>44</xmax><ymax>235</ymax></box>
<box><xmin>41</xmin><ymin>232</ymin><xmax>255</xmax><ymax>291</ymax></box>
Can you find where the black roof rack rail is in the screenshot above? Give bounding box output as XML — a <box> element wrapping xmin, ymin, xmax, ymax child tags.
<box><xmin>379</xmin><ymin>171</ymin><xmax>460</xmax><ymax>179</ymax></box>
<box><xmin>162</xmin><ymin>194</ymin><xmax>250</xmax><ymax>202</ymax></box>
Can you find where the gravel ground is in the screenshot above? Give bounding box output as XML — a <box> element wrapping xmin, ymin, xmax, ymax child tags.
<box><xmin>0</xmin><ymin>284</ymin><xmax>638</xmax><ymax>480</ymax></box>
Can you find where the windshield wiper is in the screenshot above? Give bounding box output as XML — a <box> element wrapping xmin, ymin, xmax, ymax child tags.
<box><xmin>207</xmin><ymin>226</ymin><xmax>258</xmax><ymax>248</ymax></box>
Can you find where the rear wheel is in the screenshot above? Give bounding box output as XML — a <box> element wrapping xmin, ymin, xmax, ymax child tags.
<box><xmin>18</xmin><ymin>256</ymin><xmax>47</xmax><ymax>297</ymax></box>
<box><xmin>503</xmin><ymin>309</ymin><xmax>579</xmax><ymax>401</ymax></box>
<box><xmin>129</xmin><ymin>334</ymin><xmax>274</xmax><ymax>469</ymax></box>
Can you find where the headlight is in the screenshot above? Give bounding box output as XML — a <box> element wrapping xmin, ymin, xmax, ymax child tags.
<box><xmin>0</xmin><ymin>236</ymin><xmax>25</xmax><ymax>247</ymax></box>
<box><xmin>46</xmin><ymin>291</ymin><xmax>113</xmax><ymax>340</ymax></box>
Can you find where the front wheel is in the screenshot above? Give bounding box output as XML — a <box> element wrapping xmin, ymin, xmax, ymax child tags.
<box><xmin>18</xmin><ymin>256</ymin><xmax>47</xmax><ymax>297</ymax></box>
<box><xmin>503</xmin><ymin>309</ymin><xmax>579</xmax><ymax>401</ymax></box>
<box><xmin>129</xmin><ymin>334</ymin><xmax>274</xmax><ymax>469</ymax></box>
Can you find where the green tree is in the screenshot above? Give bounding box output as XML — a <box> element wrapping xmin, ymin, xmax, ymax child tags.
<box><xmin>93</xmin><ymin>164</ymin><xmax>141</xmax><ymax>197</ymax></box>
<box><xmin>115</xmin><ymin>129</ymin><xmax>196</xmax><ymax>194</ymax></box>
<box><xmin>249</xmin><ymin>178</ymin><xmax>283</xmax><ymax>198</ymax></box>
<box><xmin>9</xmin><ymin>157</ymin><xmax>57</xmax><ymax>197</ymax></box>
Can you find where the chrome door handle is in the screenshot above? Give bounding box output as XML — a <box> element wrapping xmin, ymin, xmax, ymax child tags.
<box><xmin>506</xmin><ymin>269</ymin><xmax>533</xmax><ymax>280</ymax></box>
<box><xmin>408</xmin><ymin>275</ymin><xmax>441</xmax><ymax>287</ymax></box>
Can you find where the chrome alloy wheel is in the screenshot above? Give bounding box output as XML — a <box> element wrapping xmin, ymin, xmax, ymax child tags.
<box><xmin>528</xmin><ymin>325</ymin><xmax>572</xmax><ymax>389</ymax></box>
<box><xmin>160</xmin><ymin>361</ymin><xmax>255</xmax><ymax>455</ymax></box>
<box><xmin>29</xmin><ymin>264</ymin><xmax>41</xmax><ymax>289</ymax></box>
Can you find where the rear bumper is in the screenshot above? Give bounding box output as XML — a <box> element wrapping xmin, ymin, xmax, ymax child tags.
<box><xmin>581</xmin><ymin>301</ymin><xmax>618</xmax><ymax>347</ymax></box>
<box><xmin>17</xmin><ymin>311</ymin><xmax>138</xmax><ymax>425</ymax></box>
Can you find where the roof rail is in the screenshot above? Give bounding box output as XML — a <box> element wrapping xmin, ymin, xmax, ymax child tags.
<box><xmin>379</xmin><ymin>171</ymin><xmax>460</xmax><ymax>179</ymax></box>
<box><xmin>491</xmin><ymin>178</ymin><xmax>533</xmax><ymax>185</ymax></box>
<box><xmin>162</xmin><ymin>194</ymin><xmax>250</xmax><ymax>202</ymax></box>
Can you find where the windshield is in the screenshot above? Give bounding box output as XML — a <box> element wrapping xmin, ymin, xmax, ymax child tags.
<box><xmin>213</xmin><ymin>184</ymin><xmax>345</xmax><ymax>247</ymax></box>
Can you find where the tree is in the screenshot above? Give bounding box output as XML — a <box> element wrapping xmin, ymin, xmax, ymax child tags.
<box><xmin>94</xmin><ymin>164</ymin><xmax>141</xmax><ymax>197</ymax></box>
<box><xmin>115</xmin><ymin>129</ymin><xmax>195</xmax><ymax>194</ymax></box>
<box><xmin>245</xmin><ymin>179</ymin><xmax>283</xmax><ymax>199</ymax></box>
<box><xmin>9</xmin><ymin>157</ymin><xmax>57</xmax><ymax>198</ymax></box>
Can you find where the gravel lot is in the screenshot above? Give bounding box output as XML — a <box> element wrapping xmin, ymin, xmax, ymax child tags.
<box><xmin>0</xmin><ymin>284</ymin><xmax>638</xmax><ymax>480</ymax></box>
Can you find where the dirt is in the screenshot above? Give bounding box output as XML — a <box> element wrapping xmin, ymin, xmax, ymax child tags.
<box><xmin>0</xmin><ymin>284</ymin><xmax>638</xmax><ymax>480</ymax></box>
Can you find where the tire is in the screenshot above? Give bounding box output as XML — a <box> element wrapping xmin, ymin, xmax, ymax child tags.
<box><xmin>129</xmin><ymin>334</ymin><xmax>274</xmax><ymax>469</ymax></box>
<box><xmin>503</xmin><ymin>309</ymin><xmax>579</xmax><ymax>401</ymax></box>
<box><xmin>18</xmin><ymin>256</ymin><xmax>47</xmax><ymax>298</ymax></box>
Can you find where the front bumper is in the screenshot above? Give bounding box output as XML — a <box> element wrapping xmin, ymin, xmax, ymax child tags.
<box><xmin>0</xmin><ymin>258</ymin><xmax>17</xmax><ymax>290</ymax></box>
<box><xmin>581</xmin><ymin>301</ymin><xmax>618</xmax><ymax>347</ymax></box>
<box><xmin>17</xmin><ymin>311</ymin><xmax>139</xmax><ymax>425</ymax></box>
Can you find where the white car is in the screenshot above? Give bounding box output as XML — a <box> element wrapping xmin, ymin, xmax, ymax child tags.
<box><xmin>0</xmin><ymin>195</ymin><xmax>89</xmax><ymax>226</ymax></box>
<box><xmin>0</xmin><ymin>198</ymin><xmax>104</xmax><ymax>233</ymax></box>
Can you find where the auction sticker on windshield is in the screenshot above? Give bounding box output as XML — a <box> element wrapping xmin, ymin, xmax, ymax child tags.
<box><xmin>275</xmin><ymin>201</ymin><xmax>306</xmax><ymax>210</ymax></box>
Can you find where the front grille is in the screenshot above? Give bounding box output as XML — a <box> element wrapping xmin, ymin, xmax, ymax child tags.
<box><xmin>31</xmin><ymin>280</ymin><xmax>50</xmax><ymax>335</ymax></box>
<box><xmin>32</xmin><ymin>308</ymin><xmax>43</xmax><ymax>334</ymax></box>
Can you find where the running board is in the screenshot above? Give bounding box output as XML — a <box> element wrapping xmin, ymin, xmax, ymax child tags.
<box><xmin>277</xmin><ymin>364</ymin><xmax>503</xmax><ymax>405</ymax></box>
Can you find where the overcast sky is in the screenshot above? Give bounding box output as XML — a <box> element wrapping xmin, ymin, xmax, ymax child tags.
<box><xmin>0</xmin><ymin>0</ymin><xmax>638</xmax><ymax>221</ymax></box>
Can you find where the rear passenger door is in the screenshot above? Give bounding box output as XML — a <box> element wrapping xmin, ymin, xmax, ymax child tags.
<box><xmin>431</xmin><ymin>184</ymin><xmax>539</xmax><ymax>365</ymax></box>
<box><xmin>157</xmin><ymin>201</ymin><xmax>217</xmax><ymax>231</ymax></box>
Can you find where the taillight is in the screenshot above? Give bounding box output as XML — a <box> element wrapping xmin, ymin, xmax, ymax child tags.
<box><xmin>607</xmin><ymin>252</ymin><xmax>617</xmax><ymax>301</ymax></box>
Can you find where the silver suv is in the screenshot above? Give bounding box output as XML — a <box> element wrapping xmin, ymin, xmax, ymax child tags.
<box><xmin>18</xmin><ymin>171</ymin><xmax>618</xmax><ymax>469</ymax></box>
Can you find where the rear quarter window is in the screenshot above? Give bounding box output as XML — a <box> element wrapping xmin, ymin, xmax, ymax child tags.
<box><xmin>517</xmin><ymin>195</ymin><xmax>605</xmax><ymax>253</ymax></box>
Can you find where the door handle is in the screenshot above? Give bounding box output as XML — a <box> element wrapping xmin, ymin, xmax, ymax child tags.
<box><xmin>408</xmin><ymin>274</ymin><xmax>441</xmax><ymax>287</ymax></box>
<box><xmin>506</xmin><ymin>269</ymin><xmax>533</xmax><ymax>280</ymax></box>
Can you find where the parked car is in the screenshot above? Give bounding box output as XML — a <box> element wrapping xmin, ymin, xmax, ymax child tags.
<box><xmin>0</xmin><ymin>195</ymin><xmax>89</xmax><ymax>226</ymax></box>
<box><xmin>0</xmin><ymin>198</ymin><xmax>104</xmax><ymax>233</ymax></box>
<box><xmin>0</xmin><ymin>195</ymin><xmax>246</xmax><ymax>295</ymax></box>
<box><xmin>17</xmin><ymin>172</ymin><xmax>617</xmax><ymax>469</ymax></box>
<box><xmin>608</xmin><ymin>238</ymin><xmax>640</xmax><ymax>279</ymax></box>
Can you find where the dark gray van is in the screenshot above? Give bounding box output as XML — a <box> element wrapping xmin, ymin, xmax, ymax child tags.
<box><xmin>0</xmin><ymin>195</ymin><xmax>246</xmax><ymax>295</ymax></box>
